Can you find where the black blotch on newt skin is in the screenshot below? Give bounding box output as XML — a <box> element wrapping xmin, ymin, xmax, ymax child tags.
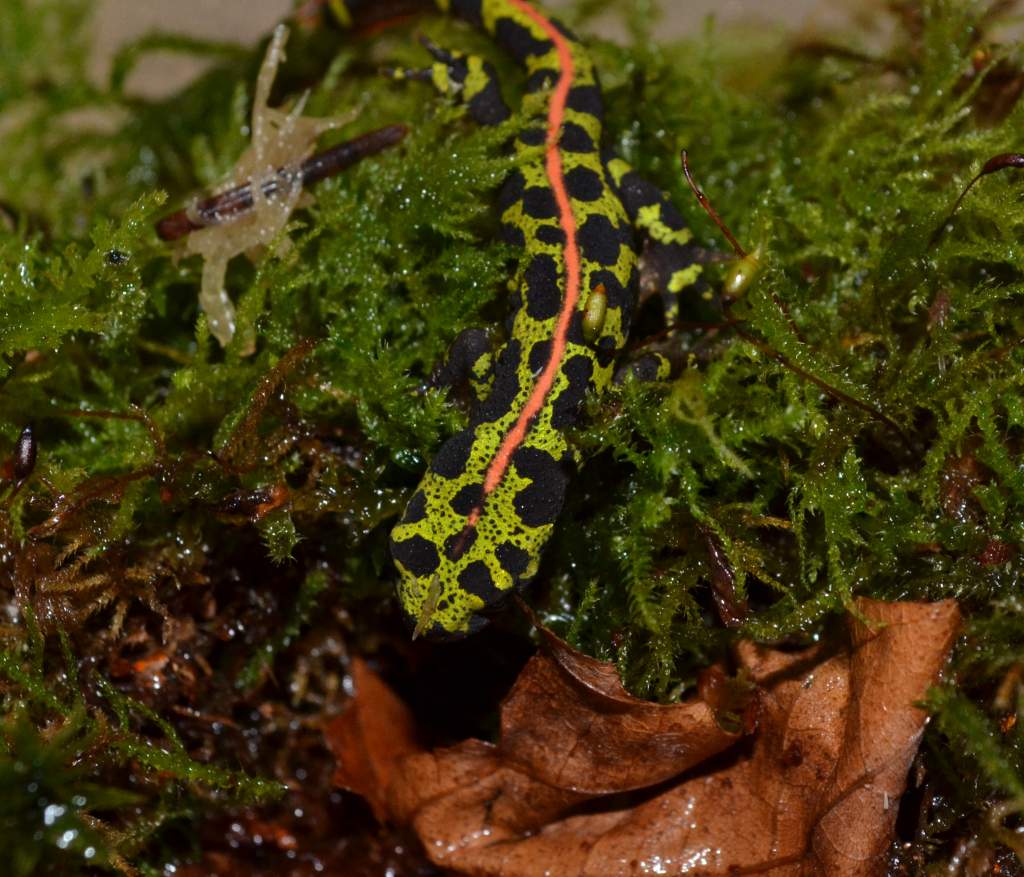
<box><xmin>615</xmin><ymin>352</ymin><xmax>665</xmax><ymax>385</ymax></box>
<box><xmin>391</xmin><ymin>534</ymin><xmax>441</xmax><ymax>578</ymax></box>
<box><xmin>402</xmin><ymin>489</ymin><xmax>428</xmax><ymax>524</ymax></box>
<box><xmin>640</xmin><ymin>239</ymin><xmax>703</xmax><ymax>299</ymax></box>
<box><xmin>596</xmin><ymin>334</ymin><xmax>617</xmax><ymax>368</ymax></box>
<box><xmin>536</xmin><ymin>225</ymin><xmax>565</xmax><ymax>246</ymax></box>
<box><xmin>431</xmin><ymin>430</ymin><xmax>475</xmax><ymax>479</ymax></box>
<box><xmin>444</xmin><ymin>526</ymin><xmax>478</xmax><ymax>561</ymax></box>
<box><xmin>450</xmin><ymin>482</ymin><xmax>485</xmax><ymax>516</ymax></box>
<box><xmin>496</xmin><ymin>541</ymin><xmax>531</xmax><ymax>578</ymax></box>
<box><xmin>624</xmin><ymin>265</ymin><xmax>640</xmax><ymax>320</ymax></box>
<box><xmin>578</xmin><ymin>213</ymin><xmax>629</xmax><ymax>267</ymax></box>
<box><xmin>615</xmin><ymin>170</ymin><xmax>663</xmax><ymax>214</ymax></box>
<box><xmin>472</xmin><ymin>339</ymin><xmax>522</xmax><ymax>424</ymax></box>
<box><xmin>444</xmin><ymin>55</ymin><xmax>471</xmax><ymax>86</ymax></box>
<box><xmin>450</xmin><ymin>0</ymin><xmax>484</xmax><ymax>26</ymax></box>
<box><xmin>550</xmin><ymin>354</ymin><xmax>594</xmax><ymax>429</ymax></box>
<box><xmin>631</xmin><ymin>353</ymin><xmax>665</xmax><ymax>382</ymax></box>
<box><xmin>459</xmin><ymin>560</ymin><xmax>503</xmax><ymax>602</ymax></box>
<box><xmin>560</xmin><ymin>122</ymin><xmax>595</xmax><ymax>153</ymax></box>
<box><xmin>587</xmin><ymin>268</ymin><xmax>629</xmax><ymax>311</ymax></box>
<box><xmin>566</xmin><ymin>84</ymin><xmax>603</xmax><ymax>119</ymax></box>
<box><xmin>566</xmin><ymin>311</ymin><xmax>586</xmax><ymax>347</ymax></box>
<box><xmin>565</xmin><ymin>166</ymin><xmax>603</xmax><ymax>202</ymax></box>
<box><xmin>525</xmin><ymin>68</ymin><xmax>559</xmax><ymax>94</ymax></box>
<box><xmin>468</xmin><ymin>77</ymin><xmax>511</xmax><ymax>126</ymax></box>
<box><xmin>512</xmin><ymin>446</ymin><xmax>567</xmax><ymax>527</ymax></box>
<box><xmin>523</xmin><ymin>255</ymin><xmax>561</xmax><ymax>320</ymax></box>
<box><xmin>497</xmin><ymin>170</ymin><xmax>526</xmax><ymax>214</ymax></box>
<box><xmin>519</xmin><ymin>126</ymin><xmax>546</xmax><ymax>147</ymax></box>
<box><xmin>528</xmin><ymin>339</ymin><xmax>552</xmax><ymax>375</ymax></box>
<box><xmin>434</xmin><ymin>327</ymin><xmax>492</xmax><ymax>390</ymax></box>
<box><xmin>522</xmin><ymin>187</ymin><xmax>558</xmax><ymax>220</ymax></box>
<box><xmin>616</xmin><ymin>170</ymin><xmax>691</xmax><ymax>236</ymax></box>
<box><xmin>495</xmin><ymin>18</ymin><xmax>552</xmax><ymax>63</ymax></box>
<box><xmin>502</xmin><ymin>224</ymin><xmax>527</xmax><ymax>247</ymax></box>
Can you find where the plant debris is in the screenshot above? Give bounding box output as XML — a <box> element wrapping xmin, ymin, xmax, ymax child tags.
<box><xmin>330</xmin><ymin>598</ymin><xmax>960</xmax><ymax>876</ymax></box>
<box><xmin>155</xmin><ymin>123</ymin><xmax>408</xmax><ymax>242</ymax></box>
<box><xmin>177</xmin><ymin>23</ymin><xmax>353</xmax><ymax>349</ymax></box>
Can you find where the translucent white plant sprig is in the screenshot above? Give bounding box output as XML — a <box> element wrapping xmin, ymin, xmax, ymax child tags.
<box><xmin>157</xmin><ymin>24</ymin><xmax>407</xmax><ymax>351</ymax></box>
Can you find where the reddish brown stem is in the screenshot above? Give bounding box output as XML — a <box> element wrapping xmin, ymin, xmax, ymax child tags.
<box><xmin>681</xmin><ymin>149</ymin><xmax>748</xmax><ymax>258</ymax></box>
<box><xmin>730</xmin><ymin>323</ymin><xmax>911</xmax><ymax>452</ymax></box>
<box><xmin>929</xmin><ymin>152</ymin><xmax>1024</xmax><ymax>248</ymax></box>
<box><xmin>156</xmin><ymin>124</ymin><xmax>408</xmax><ymax>241</ymax></box>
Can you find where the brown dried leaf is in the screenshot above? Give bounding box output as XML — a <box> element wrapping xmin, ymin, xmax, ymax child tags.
<box><xmin>326</xmin><ymin>657</ymin><xmax>420</xmax><ymax>822</ymax></box>
<box><xmin>328</xmin><ymin>598</ymin><xmax>960</xmax><ymax>876</ymax></box>
<box><xmin>499</xmin><ymin>625</ymin><xmax>743</xmax><ymax>793</ymax></box>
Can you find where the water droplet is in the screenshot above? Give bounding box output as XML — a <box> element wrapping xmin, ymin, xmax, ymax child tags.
<box><xmin>43</xmin><ymin>804</ymin><xmax>66</xmax><ymax>826</ymax></box>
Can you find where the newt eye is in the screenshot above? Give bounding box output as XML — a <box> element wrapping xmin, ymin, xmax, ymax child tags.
<box><xmin>582</xmin><ymin>283</ymin><xmax>608</xmax><ymax>344</ymax></box>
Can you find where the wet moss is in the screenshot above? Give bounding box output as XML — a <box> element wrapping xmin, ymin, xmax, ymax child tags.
<box><xmin>0</xmin><ymin>0</ymin><xmax>1022</xmax><ymax>870</ymax></box>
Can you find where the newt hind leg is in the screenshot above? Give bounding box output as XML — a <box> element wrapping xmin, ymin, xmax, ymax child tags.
<box><xmin>605</xmin><ymin>153</ymin><xmax>709</xmax><ymax>325</ymax></box>
<box><xmin>603</xmin><ymin>154</ymin><xmax>714</xmax><ymax>383</ymax></box>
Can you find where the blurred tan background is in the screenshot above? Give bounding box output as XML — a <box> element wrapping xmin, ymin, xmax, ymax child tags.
<box><xmin>91</xmin><ymin>0</ymin><xmax>855</xmax><ymax>96</ymax></box>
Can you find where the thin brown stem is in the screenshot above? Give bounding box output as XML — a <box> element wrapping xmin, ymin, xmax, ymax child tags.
<box><xmin>681</xmin><ymin>149</ymin><xmax>748</xmax><ymax>258</ymax></box>
<box><xmin>929</xmin><ymin>152</ymin><xmax>1024</xmax><ymax>248</ymax></box>
<box><xmin>156</xmin><ymin>124</ymin><xmax>408</xmax><ymax>241</ymax></box>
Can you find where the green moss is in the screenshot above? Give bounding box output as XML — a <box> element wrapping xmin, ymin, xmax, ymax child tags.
<box><xmin>0</xmin><ymin>706</ymin><xmax>141</xmax><ymax>877</ymax></box>
<box><xmin>0</xmin><ymin>648</ymin><xmax>282</xmax><ymax>874</ymax></box>
<box><xmin>236</xmin><ymin>569</ymin><xmax>329</xmax><ymax>690</ymax></box>
<box><xmin>1</xmin><ymin>0</ymin><xmax>1023</xmax><ymax>869</ymax></box>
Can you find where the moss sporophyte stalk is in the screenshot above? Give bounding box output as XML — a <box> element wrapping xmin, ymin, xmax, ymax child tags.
<box><xmin>0</xmin><ymin>0</ymin><xmax>1023</xmax><ymax>871</ymax></box>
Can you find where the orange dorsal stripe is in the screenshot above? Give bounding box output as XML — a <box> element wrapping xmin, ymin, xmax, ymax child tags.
<box><xmin>465</xmin><ymin>0</ymin><xmax>579</xmax><ymax>529</ymax></box>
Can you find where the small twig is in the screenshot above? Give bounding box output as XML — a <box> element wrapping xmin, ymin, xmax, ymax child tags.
<box><xmin>155</xmin><ymin>124</ymin><xmax>408</xmax><ymax>241</ymax></box>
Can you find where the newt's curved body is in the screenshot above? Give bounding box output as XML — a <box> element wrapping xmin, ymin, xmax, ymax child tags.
<box><xmin>339</xmin><ymin>0</ymin><xmax>702</xmax><ymax>637</ymax></box>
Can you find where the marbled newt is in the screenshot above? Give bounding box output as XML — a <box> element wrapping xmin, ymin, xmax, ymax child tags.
<box><xmin>336</xmin><ymin>0</ymin><xmax>703</xmax><ymax>637</ymax></box>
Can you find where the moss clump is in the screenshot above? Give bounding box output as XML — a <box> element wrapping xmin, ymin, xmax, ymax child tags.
<box><xmin>0</xmin><ymin>0</ymin><xmax>1023</xmax><ymax>870</ymax></box>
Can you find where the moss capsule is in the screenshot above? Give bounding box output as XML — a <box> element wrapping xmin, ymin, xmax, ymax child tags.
<box><xmin>582</xmin><ymin>283</ymin><xmax>608</xmax><ymax>344</ymax></box>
